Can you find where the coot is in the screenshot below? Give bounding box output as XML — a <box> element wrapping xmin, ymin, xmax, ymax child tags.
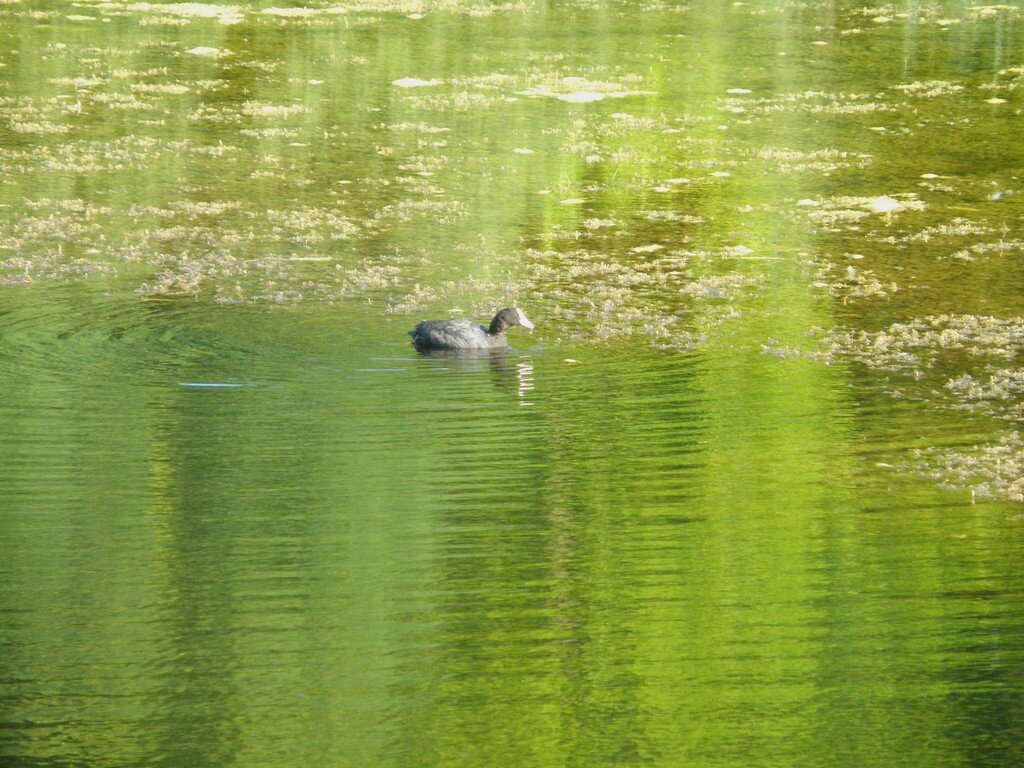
<box><xmin>410</xmin><ymin>307</ymin><xmax>534</xmax><ymax>350</ymax></box>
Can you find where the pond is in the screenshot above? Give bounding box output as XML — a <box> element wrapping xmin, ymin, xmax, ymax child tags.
<box><xmin>2</xmin><ymin>1</ymin><xmax>1024</xmax><ymax>766</ymax></box>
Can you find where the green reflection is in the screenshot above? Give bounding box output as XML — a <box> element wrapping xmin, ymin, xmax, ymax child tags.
<box><xmin>3</xmin><ymin>2</ymin><xmax>1024</xmax><ymax>768</ymax></box>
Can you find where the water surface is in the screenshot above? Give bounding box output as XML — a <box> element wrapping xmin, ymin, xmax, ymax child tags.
<box><xmin>2</xmin><ymin>1</ymin><xmax>1024</xmax><ymax>766</ymax></box>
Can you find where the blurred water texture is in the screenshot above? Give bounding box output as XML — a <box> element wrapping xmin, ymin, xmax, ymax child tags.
<box><xmin>2</xmin><ymin>1</ymin><xmax>1024</xmax><ymax>766</ymax></box>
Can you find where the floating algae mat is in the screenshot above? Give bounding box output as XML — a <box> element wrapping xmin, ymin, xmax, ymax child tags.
<box><xmin>2</xmin><ymin>2</ymin><xmax>1024</xmax><ymax>767</ymax></box>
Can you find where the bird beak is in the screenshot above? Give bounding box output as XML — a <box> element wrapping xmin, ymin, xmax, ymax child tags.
<box><xmin>518</xmin><ymin>310</ymin><xmax>534</xmax><ymax>332</ymax></box>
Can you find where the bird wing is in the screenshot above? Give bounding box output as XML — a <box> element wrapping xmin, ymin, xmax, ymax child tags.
<box><xmin>413</xmin><ymin>319</ymin><xmax>486</xmax><ymax>349</ymax></box>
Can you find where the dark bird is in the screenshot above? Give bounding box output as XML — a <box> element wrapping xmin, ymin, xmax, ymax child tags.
<box><xmin>410</xmin><ymin>307</ymin><xmax>534</xmax><ymax>350</ymax></box>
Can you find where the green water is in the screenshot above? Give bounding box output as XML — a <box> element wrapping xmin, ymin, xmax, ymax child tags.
<box><xmin>3</xmin><ymin>1</ymin><xmax>1024</xmax><ymax>766</ymax></box>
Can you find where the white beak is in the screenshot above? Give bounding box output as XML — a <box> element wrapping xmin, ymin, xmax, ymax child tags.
<box><xmin>517</xmin><ymin>308</ymin><xmax>534</xmax><ymax>332</ymax></box>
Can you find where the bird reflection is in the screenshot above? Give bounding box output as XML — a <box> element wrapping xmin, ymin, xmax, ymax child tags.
<box><xmin>515</xmin><ymin>361</ymin><xmax>534</xmax><ymax>406</ymax></box>
<box><xmin>415</xmin><ymin>347</ymin><xmax>535</xmax><ymax>404</ymax></box>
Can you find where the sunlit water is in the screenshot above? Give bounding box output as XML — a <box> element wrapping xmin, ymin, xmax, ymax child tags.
<box><xmin>3</xmin><ymin>1</ymin><xmax>1024</xmax><ymax>766</ymax></box>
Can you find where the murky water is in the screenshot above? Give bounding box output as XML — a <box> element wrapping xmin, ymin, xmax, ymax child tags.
<box><xmin>3</xmin><ymin>1</ymin><xmax>1024</xmax><ymax>766</ymax></box>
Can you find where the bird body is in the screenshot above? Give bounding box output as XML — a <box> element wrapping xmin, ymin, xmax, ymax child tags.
<box><xmin>410</xmin><ymin>308</ymin><xmax>534</xmax><ymax>350</ymax></box>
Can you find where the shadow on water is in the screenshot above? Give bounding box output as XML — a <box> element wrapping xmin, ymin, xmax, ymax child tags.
<box><xmin>410</xmin><ymin>345</ymin><xmax>536</xmax><ymax>401</ymax></box>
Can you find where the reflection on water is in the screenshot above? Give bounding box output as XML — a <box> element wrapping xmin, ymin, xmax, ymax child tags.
<box><xmin>2</xmin><ymin>288</ymin><xmax>1022</xmax><ymax>767</ymax></box>
<box><xmin>410</xmin><ymin>346</ymin><xmax>537</xmax><ymax>403</ymax></box>
<box><xmin>2</xmin><ymin>1</ymin><xmax>1024</xmax><ymax>767</ymax></box>
<box><xmin>517</xmin><ymin>361</ymin><xmax>535</xmax><ymax>405</ymax></box>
